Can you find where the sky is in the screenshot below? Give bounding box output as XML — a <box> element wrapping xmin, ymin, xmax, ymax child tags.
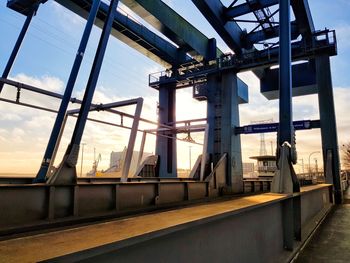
<box><xmin>0</xmin><ymin>0</ymin><xmax>349</xmax><ymax>176</ymax></box>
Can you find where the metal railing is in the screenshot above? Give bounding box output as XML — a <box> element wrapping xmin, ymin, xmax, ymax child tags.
<box><xmin>148</xmin><ymin>29</ymin><xmax>337</xmax><ymax>88</ymax></box>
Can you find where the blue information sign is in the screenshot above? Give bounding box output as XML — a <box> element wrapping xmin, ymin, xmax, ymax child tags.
<box><xmin>241</xmin><ymin>120</ymin><xmax>312</xmax><ymax>134</ymax></box>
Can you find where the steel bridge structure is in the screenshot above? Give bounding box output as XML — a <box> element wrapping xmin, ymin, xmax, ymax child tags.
<box><xmin>0</xmin><ymin>0</ymin><xmax>345</xmax><ymax>262</ymax></box>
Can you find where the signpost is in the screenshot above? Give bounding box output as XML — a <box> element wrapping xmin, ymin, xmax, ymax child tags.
<box><xmin>235</xmin><ymin>120</ymin><xmax>320</xmax><ymax>135</ymax></box>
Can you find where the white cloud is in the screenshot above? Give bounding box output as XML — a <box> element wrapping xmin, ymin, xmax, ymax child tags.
<box><xmin>0</xmin><ymin>113</ymin><xmax>22</xmax><ymax>121</ymax></box>
<box><xmin>334</xmin><ymin>24</ymin><xmax>350</xmax><ymax>50</ymax></box>
<box><xmin>50</xmin><ymin>1</ymin><xmax>85</xmax><ymax>32</ymax></box>
<box><xmin>0</xmin><ymin>72</ymin><xmax>349</xmax><ymax>173</ymax></box>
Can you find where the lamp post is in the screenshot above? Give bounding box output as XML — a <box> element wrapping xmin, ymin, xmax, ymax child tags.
<box><xmin>299</xmin><ymin>158</ymin><xmax>305</xmax><ymax>174</ymax></box>
<box><xmin>80</xmin><ymin>143</ymin><xmax>86</xmax><ymax>177</ymax></box>
<box><xmin>308</xmin><ymin>151</ymin><xmax>320</xmax><ymax>175</ymax></box>
<box><xmin>189</xmin><ymin>146</ymin><xmax>192</xmax><ymax>171</ymax></box>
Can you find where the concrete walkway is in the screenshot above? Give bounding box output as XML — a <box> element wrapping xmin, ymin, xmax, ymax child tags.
<box><xmin>296</xmin><ymin>186</ymin><xmax>350</xmax><ymax>263</ymax></box>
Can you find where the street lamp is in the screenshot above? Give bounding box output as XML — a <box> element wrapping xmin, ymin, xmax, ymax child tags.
<box><xmin>189</xmin><ymin>146</ymin><xmax>192</xmax><ymax>171</ymax></box>
<box><xmin>80</xmin><ymin>143</ymin><xmax>86</xmax><ymax>177</ymax></box>
<box><xmin>308</xmin><ymin>151</ymin><xmax>320</xmax><ymax>175</ymax></box>
<box><xmin>299</xmin><ymin>158</ymin><xmax>305</xmax><ymax>174</ymax></box>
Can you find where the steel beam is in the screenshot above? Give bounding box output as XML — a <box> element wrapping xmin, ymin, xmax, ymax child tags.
<box><xmin>247</xmin><ymin>21</ymin><xmax>299</xmax><ymax>44</ymax></box>
<box><xmin>35</xmin><ymin>0</ymin><xmax>101</xmax><ymax>183</ymax></box>
<box><xmin>137</xmin><ymin>131</ymin><xmax>147</xmax><ymax>168</ymax></box>
<box><xmin>291</xmin><ymin>0</ymin><xmax>314</xmax><ymax>37</ymax></box>
<box><xmin>278</xmin><ymin>0</ymin><xmax>293</xmax><ymax>146</ymax></box>
<box><xmin>0</xmin><ymin>4</ymin><xmax>37</xmax><ymax>93</ymax></box>
<box><xmin>261</xmin><ymin>61</ymin><xmax>317</xmax><ymax>100</ymax></box>
<box><xmin>200</xmin><ymin>124</ymin><xmax>209</xmax><ymax>181</ymax></box>
<box><xmin>67</xmin><ymin>98</ymin><xmax>143</xmax><ymax>115</ymax></box>
<box><xmin>121</xmin><ymin>98</ymin><xmax>143</xmax><ymax>182</ymax></box>
<box><xmin>191</xmin><ymin>0</ymin><xmax>243</xmax><ymax>54</ymax></box>
<box><xmin>206</xmin><ymin>72</ymin><xmax>243</xmax><ymax>192</ymax></box>
<box><xmin>316</xmin><ymin>55</ymin><xmax>342</xmax><ymax>204</ymax></box>
<box><xmin>6</xmin><ymin>0</ymin><xmax>46</xmax><ymax>15</ymax></box>
<box><xmin>155</xmin><ymin>80</ymin><xmax>177</xmax><ymax>178</ymax></box>
<box><xmin>225</xmin><ymin>0</ymin><xmax>279</xmax><ymax>19</ymax></box>
<box><xmin>48</xmin><ymin>0</ymin><xmax>120</xmax><ymax>185</ymax></box>
<box><xmin>121</xmin><ymin>0</ymin><xmax>221</xmax><ymax>61</ymax></box>
<box><xmin>55</xmin><ymin>0</ymin><xmax>189</xmax><ymax>68</ymax></box>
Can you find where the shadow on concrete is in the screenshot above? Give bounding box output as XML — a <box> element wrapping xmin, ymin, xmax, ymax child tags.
<box><xmin>296</xmin><ymin>187</ymin><xmax>350</xmax><ymax>263</ymax></box>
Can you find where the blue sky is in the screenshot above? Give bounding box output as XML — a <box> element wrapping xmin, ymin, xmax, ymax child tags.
<box><xmin>0</xmin><ymin>0</ymin><xmax>349</xmax><ymax>174</ymax></box>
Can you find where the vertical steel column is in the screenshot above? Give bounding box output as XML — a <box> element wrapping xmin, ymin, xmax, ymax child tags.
<box><xmin>155</xmin><ymin>80</ymin><xmax>177</xmax><ymax>177</ymax></box>
<box><xmin>200</xmin><ymin>124</ymin><xmax>209</xmax><ymax>181</ymax></box>
<box><xmin>48</xmin><ymin>0</ymin><xmax>119</xmax><ymax>184</ymax></box>
<box><xmin>316</xmin><ymin>55</ymin><xmax>342</xmax><ymax>204</ymax></box>
<box><xmin>278</xmin><ymin>0</ymin><xmax>292</xmax><ymax>146</ymax></box>
<box><xmin>35</xmin><ymin>0</ymin><xmax>101</xmax><ymax>182</ymax></box>
<box><xmin>0</xmin><ymin>5</ymin><xmax>38</xmax><ymax>93</ymax></box>
<box><xmin>206</xmin><ymin>73</ymin><xmax>219</xmax><ymax>165</ymax></box>
<box><xmin>221</xmin><ymin>71</ymin><xmax>243</xmax><ymax>192</ymax></box>
<box><xmin>137</xmin><ymin>131</ymin><xmax>147</xmax><ymax>168</ymax></box>
<box><xmin>206</xmin><ymin>72</ymin><xmax>243</xmax><ymax>192</ymax></box>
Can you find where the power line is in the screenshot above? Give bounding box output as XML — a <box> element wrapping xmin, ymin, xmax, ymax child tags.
<box><xmin>0</xmin><ymin>17</ymin><xmax>152</xmax><ymax>92</ymax></box>
<box><xmin>1</xmin><ymin>11</ymin><xmax>161</xmax><ymax>80</ymax></box>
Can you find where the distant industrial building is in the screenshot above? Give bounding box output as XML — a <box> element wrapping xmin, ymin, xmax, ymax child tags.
<box><xmin>107</xmin><ymin>148</ymin><xmax>153</xmax><ymax>176</ymax></box>
<box><xmin>242</xmin><ymin>162</ymin><xmax>255</xmax><ymax>178</ymax></box>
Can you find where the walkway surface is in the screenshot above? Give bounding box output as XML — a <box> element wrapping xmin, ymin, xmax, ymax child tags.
<box><xmin>296</xmin><ymin>186</ymin><xmax>350</xmax><ymax>263</ymax></box>
<box><xmin>0</xmin><ymin>193</ymin><xmax>287</xmax><ymax>263</ymax></box>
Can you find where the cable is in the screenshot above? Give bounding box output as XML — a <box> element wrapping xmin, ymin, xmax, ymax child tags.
<box><xmin>0</xmin><ymin>17</ymin><xmax>152</xmax><ymax>92</ymax></box>
<box><xmin>1</xmin><ymin>11</ymin><xmax>161</xmax><ymax>82</ymax></box>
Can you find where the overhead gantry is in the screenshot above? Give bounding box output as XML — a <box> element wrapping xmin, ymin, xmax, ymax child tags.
<box><xmin>0</xmin><ymin>1</ymin><xmax>344</xmax><ymax>256</ymax></box>
<box><xmin>0</xmin><ymin>0</ymin><xmax>342</xmax><ymax>203</ymax></box>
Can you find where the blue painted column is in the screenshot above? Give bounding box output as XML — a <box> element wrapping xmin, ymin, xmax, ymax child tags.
<box><xmin>221</xmin><ymin>71</ymin><xmax>243</xmax><ymax>192</ymax></box>
<box><xmin>0</xmin><ymin>4</ymin><xmax>38</xmax><ymax>93</ymax></box>
<box><xmin>155</xmin><ymin>79</ymin><xmax>177</xmax><ymax>177</ymax></box>
<box><xmin>48</xmin><ymin>0</ymin><xmax>119</xmax><ymax>184</ymax></box>
<box><xmin>316</xmin><ymin>55</ymin><xmax>342</xmax><ymax>204</ymax></box>
<box><xmin>206</xmin><ymin>73</ymin><xmax>220</xmax><ymax>165</ymax></box>
<box><xmin>278</xmin><ymin>0</ymin><xmax>293</xmax><ymax>146</ymax></box>
<box><xmin>35</xmin><ymin>0</ymin><xmax>101</xmax><ymax>183</ymax></box>
<box><xmin>206</xmin><ymin>71</ymin><xmax>243</xmax><ymax>193</ymax></box>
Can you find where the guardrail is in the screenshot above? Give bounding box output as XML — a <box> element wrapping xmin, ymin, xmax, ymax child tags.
<box><xmin>148</xmin><ymin>29</ymin><xmax>337</xmax><ymax>88</ymax></box>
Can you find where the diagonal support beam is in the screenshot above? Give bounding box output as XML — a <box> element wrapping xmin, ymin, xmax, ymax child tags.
<box><xmin>192</xmin><ymin>0</ymin><xmax>244</xmax><ymax>54</ymax></box>
<box><xmin>225</xmin><ymin>0</ymin><xmax>279</xmax><ymax>19</ymax></box>
<box><xmin>35</xmin><ymin>0</ymin><xmax>101</xmax><ymax>183</ymax></box>
<box><xmin>291</xmin><ymin>0</ymin><xmax>314</xmax><ymax>36</ymax></box>
<box><xmin>121</xmin><ymin>0</ymin><xmax>222</xmax><ymax>61</ymax></box>
<box><xmin>48</xmin><ymin>0</ymin><xmax>120</xmax><ymax>184</ymax></box>
<box><xmin>191</xmin><ymin>0</ymin><xmax>265</xmax><ymax>80</ymax></box>
<box><xmin>55</xmin><ymin>0</ymin><xmax>190</xmax><ymax>68</ymax></box>
<box><xmin>247</xmin><ymin>21</ymin><xmax>299</xmax><ymax>43</ymax></box>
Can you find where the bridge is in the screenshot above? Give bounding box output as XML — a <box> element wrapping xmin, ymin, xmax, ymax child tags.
<box><xmin>0</xmin><ymin>0</ymin><xmax>348</xmax><ymax>262</ymax></box>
